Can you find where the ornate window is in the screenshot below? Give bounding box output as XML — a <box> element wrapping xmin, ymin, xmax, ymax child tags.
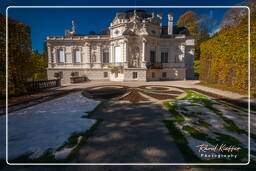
<box><xmin>104</xmin><ymin>72</ymin><xmax>108</xmax><ymax>78</ymax></box>
<box><xmin>114</xmin><ymin>46</ymin><xmax>122</xmax><ymax>63</ymax></box>
<box><xmin>133</xmin><ymin>72</ymin><xmax>138</xmax><ymax>79</ymax></box>
<box><xmin>162</xmin><ymin>72</ymin><xmax>167</xmax><ymax>78</ymax></box>
<box><xmin>152</xmin><ymin>72</ymin><xmax>155</xmax><ymax>78</ymax></box>
<box><xmin>114</xmin><ymin>29</ymin><xmax>120</xmax><ymax>35</ymax></box>
<box><xmin>103</xmin><ymin>49</ymin><xmax>109</xmax><ymax>63</ymax></box>
<box><xmin>161</xmin><ymin>49</ymin><xmax>168</xmax><ymax>63</ymax></box>
<box><xmin>150</xmin><ymin>50</ymin><xmax>156</xmax><ymax>63</ymax></box>
<box><xmin>57</xmin><ymin>49</ymin><xmax>65</xmax><ymax>63</ymax></box>
<box><xmin>73</xmin><ymin>49</ymin><xmax>81</xmax><ymax>63</ymax></box>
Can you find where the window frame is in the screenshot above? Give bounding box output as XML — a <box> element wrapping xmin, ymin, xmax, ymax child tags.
<box><xmin>73</xmin><ymin>48</ymin><xmax>82</xmax><ymax>64</ymax></box>
<box><xmin>57</xmin><ymin>48</ymin><xmax>65</xmax><ymax>63</ymax></box>
<box><xmin>161</xmin><ymin>51</ymin><xmax>169</xmax><ymax>63</ymax></box>
<box><xmin>104</xmin><ymin>72</ymin><xmax>108</xmax><ymax>78</ymax></box>
<box><xmin>132</xmin><ymin>72</ymin><xmax>138</xmax><ymax>79</ymax></box>
<box><xmin>150</xmin><ymin>50</ymin><xmax>156</xmax><ymax>63</ymax></box>
<box><xmin>162</xmin><ymin>72</ymin><xmax>167</xmax><ymax>78</ymax></box>
<box><xmin>102</xmin><ymin>49</ymin><xmax>109</xmax><ymax>63</ymax></box>
<box><xmin>152</xmin><ymin>72</ymin><xmax>155</xmax><ymax>78</ymax></box>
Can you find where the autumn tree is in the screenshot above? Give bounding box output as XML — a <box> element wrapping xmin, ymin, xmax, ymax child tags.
<box><xmin>177</xmin><ymin>11</ymin><xmax>212</xmax><ymax>76</ymax></box>
<box><xmin>177</xmin><ymin>11</ymin><xmax>200</xmax><ymax>36</ymax></box>
<box><xmin>31</xmin><ymin>50</ymin><xmax>48</xmax><ymax>80</ymax></box>
<box><xmin>0</xmin><ymin>14</ymin><xmax>35</xmax><ymax>97</ymax></box>
<box><xmin>0</xmin><ymin>14</ymin><xmax>5</xmax><ymax>98</ymax></box>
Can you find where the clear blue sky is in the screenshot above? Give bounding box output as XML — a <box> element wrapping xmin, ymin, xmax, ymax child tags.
<box><xmin>0</xmin><ymin>0</ymin><xmax>246</xmax><ymax>53</ymax></box>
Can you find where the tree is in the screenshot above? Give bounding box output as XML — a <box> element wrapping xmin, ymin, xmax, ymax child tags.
<box><xmin>31</xmin><ymin>50</ymin><xmax>48</xmax><ymax>80</ymax></box>
<box><xmin>0</xmin><ymin>14</ymin><xmax>5</xmax><ymax>98</ymax></box>
<box><xmin>177</xmin><ymin>11</ymin><xmax>211</xmax><ymax>76</ymax></box>
<box><xmin>0</xmin><ymin>14</ymin><xmax>35</xmax><ymax>97</ymax></box>
<box><xmin>176</xmin><ymin>11</ymin><xmax>199</xmax><ymax>36</ymax></box>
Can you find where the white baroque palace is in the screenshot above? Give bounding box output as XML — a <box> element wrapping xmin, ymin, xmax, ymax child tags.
<box><xmin>46</xmin><ymin>10</ymin><xmax>195</xmax><ymax>84</ymax></box>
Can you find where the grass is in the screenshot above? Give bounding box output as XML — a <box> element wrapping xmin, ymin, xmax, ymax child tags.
<box><xmin>162</xmin><ymin>90</ymin><xmax>251</xmax><ymax>164</ymax></box>
<box><xmin>163</xmin><ymin>120</ymin><xmax>201</xmax><ymax>163</ymax></box>
<box><xmin>206</xmin><ymin>105</ymin><xmax>247</xmax><ymax>135</ymax></box>
<box><xmin>194</xmin><ymin>120</ymin><xmax>211</xmax><ymax>128</ymax></box>
<box><xmin>182</xmin><ymin>125</ymin><xmax>209</xmax><ymax>141</ymax></box>
<box><xmin>163</xmin><ymin>101</ymin><xmax>185</xmax><ymax>122</ymax></box>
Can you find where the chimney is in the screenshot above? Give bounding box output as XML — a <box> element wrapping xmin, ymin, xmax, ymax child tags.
<box><xmin>168</xmin><ymin>12</ymin><xmax>173</xmax><ymax>35</ymax></box>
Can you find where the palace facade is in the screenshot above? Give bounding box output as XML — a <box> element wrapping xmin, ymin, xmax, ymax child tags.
<box><xmin>46</xmin><ymin>10</ymin><xmax>195</xmax><ymax>84</ymax></box>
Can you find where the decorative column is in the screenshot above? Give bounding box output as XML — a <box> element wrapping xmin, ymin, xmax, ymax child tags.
<box><xmin>47</xmin><ymin>45</ymin><xmax>52</xmax><ymax>68</ymax></box>
<box><xmin>141</xmin><ymin>38</ymin><xmax>147</xmax><ymax>68</ymax></box>
<box><xmin>110</xmin><ymin>42</ymin><xmax>115</xmax><ymax>63</ymax></box>
<box><xmin>123</xmin><ymin>39</ymin><xmax>128</xmax><ymax>68</ymax></box>
<box><xmin>52</xmin><ymin>47</ymin><xmax>57</xmax><ymax>65</ymax></box>
<box><xmin>156</xmin><ymin>41</ymin><xmax>160</xmax><ymax>63</ymax></box>
<box><xmin>84</xmin><ymin>42</ymin><xmax>91</xmax><ymax>68</ymax></box>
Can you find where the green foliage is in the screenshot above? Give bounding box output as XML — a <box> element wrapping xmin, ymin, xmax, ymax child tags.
<box><xmin>194</xmin><ymin>60</ymin><xmax>200</xmax><ymax>75</ymax></box>
<box><xmin>200</xmin><ymin>16</ymin><xmax>254</xmax><ymax>93</ymax></box>
<box><xmin>0</xmin><ymin>14</ymin><xmax>48</xmax><ymax>98</ymax></box>
<box><xmin>0</xmin><ymin>14</ymin><xmax>5</xmax><ymax>97</ymax></box>
<box><xmin>4</xmin><ymin>15</ymin><xmax>34</xmax><ymax>96</ymax></box>
<box><xmin>32</xmin><ymin>50</ymin><xmax>48</xmax><ymax>80</ymax></box>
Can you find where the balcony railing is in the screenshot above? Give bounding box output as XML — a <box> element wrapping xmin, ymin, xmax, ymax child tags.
<box><xmin>108</xmin><ymin>63</ymin><xmax>124</xmax><ymax>73</ymax></box>
<box><xmin>25</xmin><ymin>79</ymin><xmax>61</xmax><ymax>92</ymax></box>
<box><xmin>146</xmin><ymin>62</ymin><xmax>163</xmax><ymax>69</ymax></box>
<box><xmin>70</xmin><ymin>76</ymin><xmax>88</xmax><ymax>83</ymax></box>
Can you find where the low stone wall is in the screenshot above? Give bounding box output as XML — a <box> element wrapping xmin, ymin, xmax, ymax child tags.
<box><xmin>48</xmin><ymin>69</ymin><xmax>110</xmax><ymax>85</ymax></box>
<box><xmin>123</xmin><ymin>69</ymin><xmax>147</xmax><ymax>81</ymax></box>
<box><xmin>146</xmin><ymin>68</ymin><xmax>186</xmax><ymax>81</ymax></box>
<box><xmin>48</xmin><ymin>68</ymin><xmax>187</xmax><ymax>84</ymax></box>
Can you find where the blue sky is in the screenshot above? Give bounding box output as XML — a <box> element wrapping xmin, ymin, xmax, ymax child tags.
<box><xmin>0</xmin><ymin>0</ymin><xmax>246</xmax><ymax>53</ymax></box>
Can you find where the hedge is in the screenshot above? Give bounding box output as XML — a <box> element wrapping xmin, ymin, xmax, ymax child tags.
<box><xmin>200</xmin><ymin>19</ymin><xmax>255</xmax><ymax>94</ymax></box>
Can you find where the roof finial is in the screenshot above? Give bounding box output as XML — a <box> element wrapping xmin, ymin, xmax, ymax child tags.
<box><xmin>72</xmin><ymin>20</ymin><xmax>76</xmax><ymax>34</ymax></box>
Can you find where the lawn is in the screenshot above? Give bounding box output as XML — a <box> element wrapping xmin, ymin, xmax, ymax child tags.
<box><xmin>163</xmin><ymin>90</ymin><xmax>256</xmax><ymax>163</ymax></box>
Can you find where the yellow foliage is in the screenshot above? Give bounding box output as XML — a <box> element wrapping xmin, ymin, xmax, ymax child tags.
<box><xmin>200</xmin><ymin>19</ymin><xmax>255</xmax><ymax>93</ymax></box>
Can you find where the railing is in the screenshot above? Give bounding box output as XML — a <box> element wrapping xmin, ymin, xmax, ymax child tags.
<box><xmin>108</xmin><ymin>63</ymin><xmax>124</xmax><ymax>73</ymax></box>
<box><xmin>146</xmin><ymin>62</ymin><xmax>163</xmax><ymax>69</ymax></box>
<box><xmin>25</xmin><ymin>79</ymin><xmax>61</xmax><ymax>92</ymax></box>
<box><xmin>70</xmin><ymin>76</ymin><xmax>88</xmax><ymax>83</ymax></box>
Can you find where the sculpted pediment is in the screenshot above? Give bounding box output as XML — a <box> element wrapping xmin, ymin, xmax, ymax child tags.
<box><xmin>122</xmin><ymin>29</ymin><xmax>136</xmax><ymax>36</ymax></box>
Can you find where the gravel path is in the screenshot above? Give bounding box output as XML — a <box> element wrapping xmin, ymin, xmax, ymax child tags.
<box><xmin>76</xmin><ymin>100</ymin><xmax>184</xmax><ymax>163</ymax></box>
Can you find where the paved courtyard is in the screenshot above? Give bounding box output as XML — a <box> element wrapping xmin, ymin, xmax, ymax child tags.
<box><xmin>1</xmin><ymin>81</ymin><xmax>255</xmax><ymax>170</ymax></box>
<box><xmin>76</xmin><ymin>101</ymin><xmax>184</xmax><ymax>163</ymax></box>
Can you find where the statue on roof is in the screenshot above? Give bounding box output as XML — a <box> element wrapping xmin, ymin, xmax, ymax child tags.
<box><xmin>64</xmin><ymin>20</ymin><xmax>77</xmax><ymax>36</ymax></box>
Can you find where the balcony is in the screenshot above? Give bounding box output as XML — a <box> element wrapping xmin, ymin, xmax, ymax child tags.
<box><xmin>146</xmin><ymin>62</ymin><xmax>163</xmax><ymax>69</ymax></box>
<box><xmin>108</xmin><ymin>63</ymin><xmax>124</xmax><ymax>73</ymax></box>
